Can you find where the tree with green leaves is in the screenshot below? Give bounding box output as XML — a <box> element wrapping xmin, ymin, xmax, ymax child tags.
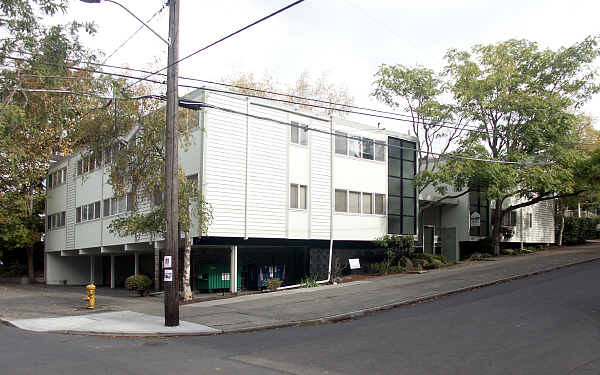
<box><xmin>0</xmin><ymin>0</ymin><xmax>99</xmax><ymax>280</ymax></box>
<box><xmin>82</xmin><ymin>87</ymin><xmax>212</xmax><ymax>300</ymax></box>
<box><xmin>430</xmin><ymin>37</ymin><xmax>600</xmax><ymax>253</ymax></box>
<box><xmin>372</xmin><ymin>64</ymin><xmax>467</xmax><ymax>205</ymax></box>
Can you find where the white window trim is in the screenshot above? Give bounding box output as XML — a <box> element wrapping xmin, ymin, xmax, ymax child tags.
<box><xmin>290</xmin><ymin>122</ymin><xmax>309</xmax><ymax>147</ymax></box>
<box><xmin>290</xmin><ymin>183</ymin><xmax>308</xmax><ymax>210</ymax></box>
<box><xmin>335</xmin><ymin>189</ymin><xmax>387</xmax><ymax>216</ymax></box>
<box><xmin>334</xmin><ymin>132</ymin><xmax>386</xmax><ymax>163</ymax></box>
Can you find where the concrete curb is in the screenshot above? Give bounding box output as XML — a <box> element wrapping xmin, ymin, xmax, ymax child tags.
<box><xmin>2</xmin><ymin>255</ymin><xmax>599</xmax><ymax>337</ymax></box>
<box><xmin>220</xmin><ymin>255</ymin><xmax>600</xmax><ymax>335</ymax></box>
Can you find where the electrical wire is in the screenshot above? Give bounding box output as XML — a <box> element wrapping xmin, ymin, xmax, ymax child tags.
<box><xmin>3</xmin><ymin>54</ymin><xmax>596</xmax><ymax>146</ymax></box>
<box><xmin>128</xmin><ymin>0</ymin><xmax>306</xmax><ymax>87</ymax></box>
<box><xmin>180</xmin><ymin>98</ymin><xmax>524</xmax><ymax>165</ymax></box>
<box><xmin>102</xmin><ymin>2</ymin><xmax>168</xmax><ymax>64</ymax></box>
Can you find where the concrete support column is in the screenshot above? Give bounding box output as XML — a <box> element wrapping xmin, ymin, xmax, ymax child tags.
<box><xmin>110</xmin><ymin>255</ymin><xmax>116</xmax><ymax>289</ymax></box>
<box><xmin>89</xmin><ymin>256</ymin><xmax>95</xmax><ymax>284</ymax></box>
<box><xmin>134</xmin><ymin>252</ymin><xmax>140</xmax><ymax>275</ymax></box>
<box><xmin>230</xmin><ymin>245</ymin><xmax>238</xmax><ymax>293</ymax></box>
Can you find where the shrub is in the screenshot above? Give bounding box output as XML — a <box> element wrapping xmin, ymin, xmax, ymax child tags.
<box><xmin>265</xmin><ymin>278</ymin><xmax>282</xmax><ymax>290</ymax></box>
<box><xmin>125</xmin><ymin>274</ymin><xmax>152</xmax><ymax>295</ymax></box>
<box><xmin>300</xmin><ymin>275</ymin><xmax>319</xmax><ymax>288</ymax></box>
<box><xmin>556</xmin><ymin>216</ymin><xmax>600</xmax><ymax>245</ymax></box>
<box><xmin>0</xmin><ymin>263</ymin><xmax>27</xmax><ymax>277</ymax></box>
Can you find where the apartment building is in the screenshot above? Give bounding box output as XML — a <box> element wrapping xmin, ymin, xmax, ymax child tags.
<box><xmin>44</xmin><ymin>89</ymin><xmax>418</xmax><ymax>288</ymax></box>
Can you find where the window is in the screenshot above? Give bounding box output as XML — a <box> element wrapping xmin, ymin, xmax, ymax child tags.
<box><xmin>46</xmin><ymin>211</ymin><xmax>66</xmax><ymax>231</ymax></box>
<box><xmin>362</xmin><ymin>138</ymin><xmax>374</xmax><ymax>160</ymax></box>
<box><xmin>290</xmin><ymin>184</ymin><xmax>307</xmax><ymax>209</ymax></box>
<box><xmin>335</xmin><ymin>189</ymin><xmax>347</xmax><ymax>212</ymax></box>
<box><xmin>469</xmin><ymin>191</ymin><xmax>489</xmax><ymax>236</ymax></box>
<box><xmin>291</xmin><ymin>122</ymin><xmax>308</xmax><ymax>145</ymax></box>
<box><xmin>47</xmin><ymin>167</ymin><xmax>67</xmax><ymax>189</ymax></box>
<box><xmin>75</xmin><ymin>201</ymin><xmax>103</xmax><ymax>223</ymax></box>
<box><xmin>77</xmin><ymin>154</ymin><xmax>101</xmax><ymax>176</ymax></box>
<box><xmin>387</xmin><ymin>137</ymin><xmax>417</xmax><ymax>235</ymax></box>
<box><xmin>528</xmin><ymin>213</ymin><xmax>533</xmax><ymax>228</ymax></box>
<box><xmin>126</xmin><ymin>192</ymin><xmax>135</xmax><ymax>211</ymax></box>
<box><xmin>375</xmin><ymin>194</ymin><xmax>386</xmax><ymax>215</ymax></box>
<box><xmin>335</xmin><ymin>131</ymin><xmax>347</xmax><ymax>155</ymax></box>
<box><xmin>349</xmin><ymin>191</ymin><xmax>360</xmax><ymax>214</ymax></box>
<box><xmin>348</xmin><ymin>136</ymin><xmax>361</xmax><ymax>158</ymax></box>
<box><xmin>103</xmin><ymin>199</ymin><xmax>110</xmax><ymax>217</ymax></box>
<box><xmin>375</xmin><ymin>142</ymin><xmax>385</xmax><ymax>161</ymax></box>
<box><xmin>110</xmin><ymin>198</ymin><xmax>118</xmax><ymax>215</ymax></box>
<box><xmin>362</xmin><ymin>193</ymin><xmax>373</xmax><ymax>214</ymax></box>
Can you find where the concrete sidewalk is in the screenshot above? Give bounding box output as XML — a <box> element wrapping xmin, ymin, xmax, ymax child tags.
<box><xmin>1</xmin><ymin>244</ymin><xmax>599</xmax><ymax>336</ymax></box>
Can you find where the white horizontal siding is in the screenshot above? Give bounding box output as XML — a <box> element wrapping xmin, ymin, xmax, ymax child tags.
<box><xmin>204</xmin><ymin>93</ymin><xmax>247</xmax><ymax>237</ymax></box>
<box><xmin>246</xmin><ymin>105</ymin><xmax>288</xmax><ymax>238</ymax></box>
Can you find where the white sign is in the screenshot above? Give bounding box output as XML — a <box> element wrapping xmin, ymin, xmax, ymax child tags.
<box><xmin>163</xmin><ymin>256</ymin><xmax>172</xmax><ymax>269</ymax></box>
<box><xmin>164</xmin><ymin>269</ymin><xmax>172</xmax><ymax>282</ymax></box>
<box><xmin>349</xmin><ymin>258</ymin><xmax>361</xmax><ymax>270</ymax></box>
<box><xmin>221</xmin><ymin>273</ymin><xmax>231</xmax><ymax>281</ymax></box>
<box><xmin>470</xmin><ymin>212</ymin><xmax>481</xmax><ymax>227</ymax></box>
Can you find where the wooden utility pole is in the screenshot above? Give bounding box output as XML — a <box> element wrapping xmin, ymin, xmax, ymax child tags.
<box><xmin>164</xmin><ymin>0</ymin><xmax>180</xmax><ymax>327</ymax></box>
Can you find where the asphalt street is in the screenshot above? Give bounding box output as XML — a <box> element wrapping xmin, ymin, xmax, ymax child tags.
<box><xmin>1</xmin><ymin>260</ymin><xmax>599</xmax><ymax>375</ymax></box>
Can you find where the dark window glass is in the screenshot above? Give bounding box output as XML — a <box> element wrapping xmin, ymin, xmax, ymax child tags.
<box><xmin>402</xmin><ymin>142</ymin><xmax>416</xmax><ymax>161</ymax></box>
<box><xmin>388</xmin><ymin>177</ymin><xmax>402</xmax><ymax>196</ymax></box>
<box><xmin>389</xmin><ymin>158</ymin><xmax>402</xmax><ymax>178</ymax></box>
<box><xmin>402</xmin><ymin>160</ymin><xmax>415</xmax><ymax>178</ymax></box>
<box><xmin>403</xmin><ymin>198</ymin><xmax>415</xmax><ymax>216</ymax></box>
<box><xmin>362</xmin><ymin>138</ymin><xmax>373</xmax><ymax>160</ymax></box>
<box><xmin>388</xmin><ymin>138</ymin><xmax>402</xmax><ymax>159</ymax></box>
<box><xmin>103</xmin><ymin>199</ymin><xmax>110</xmax><ymax>217</ymax></box>
<box><xmin>94</xmin><ymin>201</ymin><xmax>101</xmax><ymax>219</ymax></box>
<box><xmin>403</xmin><ymin>179</ymin><xmax>414</xmax><ymax>197</ymax></box>
<box><xmin>76</xmin><ymin>207</ymin><xmax>81</xmax><ymax>223</ymax></box>
<box><xmin>388</xmin><ymin>197</ymin><xmax>401</xmax><ymax>215</ymax></box>
<box><xmin>403</xmin><ymin>216</ymin><xmax>416</xmax><ymax>234</ymax></box>
<box><xmin>388</xmin><ymin>215</ymin><xmax>401</xmax><ymax>234</ymax></box>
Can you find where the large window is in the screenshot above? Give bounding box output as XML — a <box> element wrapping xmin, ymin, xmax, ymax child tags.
<box><xmin>291</xmin><ymin>122</ymin><xmax>308</xmax><ymax>145</ymax></box>
<box><xmin>387</xmin><ymin>137</ymin><xmax>416</xmax><ymax>235</ymax></box>
<box><xmin>469</xmin><ymin>191</ymin><xmax>489</xmax><ymax>236</ymax></box>
<box><xmin>335</xmin><ymin>132</ymin><xmax>385</xmax><ymax>162</ymax></box>
<box><xmin>362</xmin><ymin>138</ymin><xmax>374</xmax><ymax>160</ymax></box>
<box><xmin>290</xmin><ymin>184</ymin><xmax>307</xmax><ymax>209</ymax></box>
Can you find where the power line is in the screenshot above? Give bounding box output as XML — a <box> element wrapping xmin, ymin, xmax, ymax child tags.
<box><xmin>102</xmin><ymin>2</ymin><xmax>168</xmax><ymax>64</ymax></box>
<box><xmin>179</xmin><ymin>98</ymin><xmax>524</xmax><ymax>165</ymax></box>
<box><xmin>3</xmin><ymin>54</ymin><xmax>596</xmax><ymax>146</ymax></box>
<box><xmin>127</xmin><ymin>0</ymin><xmax>306</xmax><ymax>88</ymax></box>
<box><xmin>8</xmin><ymin>87</ymin><xmax>164</xmax><ymax>101</ymax></box>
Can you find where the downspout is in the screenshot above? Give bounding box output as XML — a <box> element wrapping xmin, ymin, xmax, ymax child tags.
<box><xmin>244</xmin><ymin>97</ymin><xmax>249</xmax><ymax>240</ymax></box>
<box><xmin>520</xmin><ymin>207</ymin><xmax>524</xmax><ymax>250</ymax></box>
<box><xmin>278</xmin><ymin>115</ymin><xmax>334</xmax><ymax>290</ymax></box>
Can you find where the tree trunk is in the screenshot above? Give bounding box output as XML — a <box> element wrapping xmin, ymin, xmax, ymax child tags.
<box><xmin>154</xmin><ymin>245</ymin><xmax>160</xmax><ymax>292</ymax></box>
<box><xmin>492</xmin><ymin>200</ymin><xmax>503</xmax><ymax>255</ymax></box>
<box><xmin>558</xmin><ymin>206</ymin><xmax>568</xmax><ymax>246</ymax></box>
<box><xmin>26</xmin><ymin>246</ymin><xmax>34</xmax><ymax>281</ymax></box>
<box><xmin>183</xmin><ymin>231</ymin><xmax>192</xmax><ymax>301</ymax></box>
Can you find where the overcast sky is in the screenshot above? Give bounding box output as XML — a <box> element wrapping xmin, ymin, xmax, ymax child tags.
<box><xmin>62</xmin><ymin>0</ymin><xmax>600</xmax><ymax>132</ymax></box>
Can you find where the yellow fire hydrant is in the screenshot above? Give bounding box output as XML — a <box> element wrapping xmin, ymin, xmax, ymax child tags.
<box><xmin>84</xmin><ymin>283</ymin><xmax>96</xmax><ymax>309</ymax></box>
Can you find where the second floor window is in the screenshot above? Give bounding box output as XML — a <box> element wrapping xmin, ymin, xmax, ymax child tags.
<box><xmin>291</xmin><ymin>122</ymin><xmax>308</xmax><ymax>145</ymax></box>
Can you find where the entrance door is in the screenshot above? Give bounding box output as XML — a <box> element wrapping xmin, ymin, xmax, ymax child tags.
<box><xmin>441</xmin><ymin>227</ymin><xmax>457</xmax><ymax>261</ymax></box>
<box><xmin>424</xmin><ymin>226</ymin><xmax>435</xmax><ymax>254</ymax></box>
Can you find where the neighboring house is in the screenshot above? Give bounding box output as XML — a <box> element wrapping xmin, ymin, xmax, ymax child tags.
<box><xmin>418</xmin><ymin>160</ymin><xmax>554</xmax><ymax>260</ymax></box>
<box><xmin>44</xmin><ymin>89</ymin><xmax>419</xmax><ymax>288</ymax></box>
